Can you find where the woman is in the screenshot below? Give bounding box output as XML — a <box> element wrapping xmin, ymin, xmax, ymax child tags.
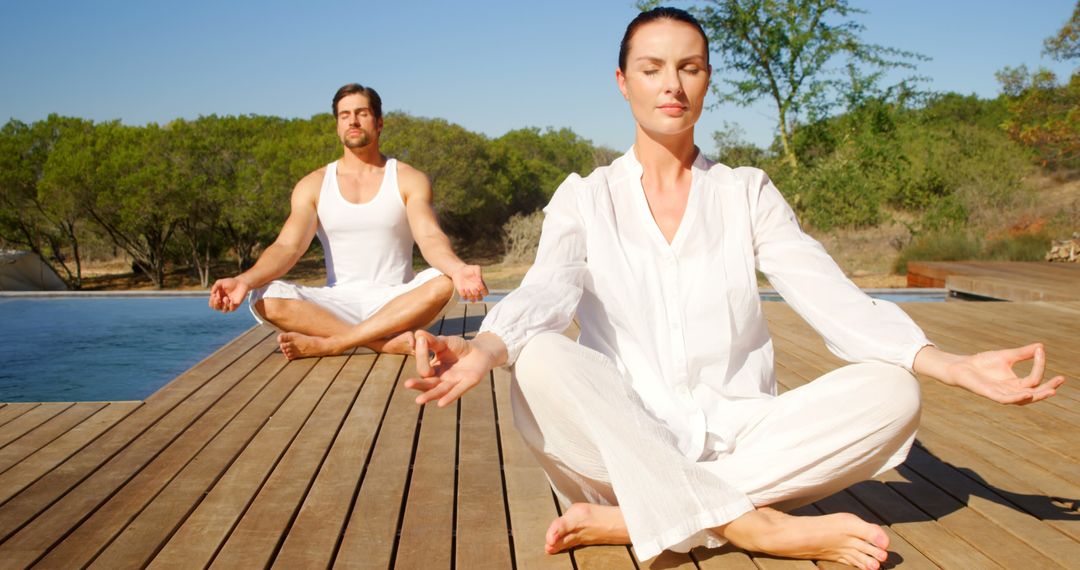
<box><xmin>405</xmin><ymin>7</ymin><xmax>1063</xmax><ymax>569</ymax></box>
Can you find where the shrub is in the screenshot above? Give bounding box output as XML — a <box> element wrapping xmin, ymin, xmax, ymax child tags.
<box><xmin>501</xmin><ymin>210</ymin><xmax>544</xmax><ymax>264</ymax></box>
<box><xmin>893</xmin><ymin>230</ymin><xmax>982</xmax><ymax>274</ymax></box>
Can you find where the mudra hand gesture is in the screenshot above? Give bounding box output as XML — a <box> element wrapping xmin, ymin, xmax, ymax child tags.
<box><xmin>405</xmin><ymin>330</ymin><xmax>506</xmax><ymax>407</ymax></box>
<box><xmin>915</xmin><ymin>343</ymin><xmax>1064</xmax><ymax>405</ymax></box>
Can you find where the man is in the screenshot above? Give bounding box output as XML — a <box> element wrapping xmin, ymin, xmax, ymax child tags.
<box><xmin>210</xmin><ymin>83</ymin><xmax>486</xmax><ymax>359</ymax></box>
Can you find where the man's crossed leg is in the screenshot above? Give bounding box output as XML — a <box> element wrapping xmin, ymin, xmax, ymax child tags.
<box><xmin>254</xmin><ymin>274</ymin><xmax>455</xmax><ymax>359</ymax></box>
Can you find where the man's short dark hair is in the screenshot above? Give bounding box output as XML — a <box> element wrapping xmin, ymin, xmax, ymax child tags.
<box><xmin>619</xmin><ymin>7</ymin><xmax>710</xmax><ymax>71</ymax></box>
<box><xmin>332</xmin><ymin>83</ymin><xmax>383</xmax><ymax>119</ymax></box>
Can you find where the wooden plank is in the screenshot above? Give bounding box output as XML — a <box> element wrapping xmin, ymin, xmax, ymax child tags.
<box><xmin>767</xmin><ymin>307</ymin><xmax>1080</xmax><ymax>472</ymax></box>
<box><xmin>212</xmin><ymin>354</ymin><xmax>371</xmax><ymax>568</ymax></box>
<box><xmin>395</xmin><ymin>304</ymin><xmax>466</xmax><ymax>569</ymax></box>
<box><xmin>0</xmin><ymin>402</ymin><xmax>105</xmax><ymax>474</ymax></box>
<box><xmin>0</xmin><ymin>403</ymin><xmax>39</xmax><ymax>429</ymax></box>
<box><xmin>492</xmin><ymin>365</ymin><xmax>573</xmax><ymax>570</ymax></box>
<box><xmin>846</xmin><ymin>481</ymin><xmax>999</xmax><ymax>569</ymax></box>
<box><xmin>50</xmin><ymin>350</ymin><xmax>294</xmax><ymax>568</ymax></box>
<box><xmin>813</xmin><ymin>491</ymin><xmax>940</xmax><ymax>570</ymax></box>
<box><xmin>573</xmin><ymin>545</ymin><xmax>638</xmax><ymax>569</ymax></box>
<box><xmin>146</xmin><ymin>355</ymin><xmax>344</xmax><ymax>568</ymax></box>
<box><xmin>455</xmin><ymin>303</ymin><xmax>514</xmax><ymax>569</ymax></box>
<box><xmin>331</xmin><ymin>354</ymin><xmax>418</xmax><ymax>569</ymax></box>
<box><xmin>902</xmin><ymin>447</ymin><xmax>1080</xmax><ymax>569</ymax></box>
<box><xmin>692</xmin><ymin>544</ymin><xmax>758</xmax><ymax>569</ymax></box>
<box><xmin>634</xmin><ymin>548</ymin><xmax>697</xmax><ymax>569</ymax></box>
<box><xmin>272</xmin><ymin>354</ymin><xmax>400</xmax><ymax>568</ymax></box>
<box><xmin>0</xmin><ymin>329</ymin><xmax>275</xmax><ymax>549</ymax></box>
<box><xmin>0</xmin><ymin>403</ymin><xmax>73</xmax><ymax>449</ymax></box>
<box><xmin>913</xmin><ymin>421</ymin><xmax>1080</xmax><ymax>543</ymax></box>
<box><xmin>875</xmin><ymin>466</ymin><xmax>1061</xmax><ymax>568</ymax></box>
<box><xmin>0</xmin><ymin>402</ymin><xmax>140</xmax><ymax>505</ymax></box>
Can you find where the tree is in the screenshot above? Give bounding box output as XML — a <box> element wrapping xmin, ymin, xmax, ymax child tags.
<box><xmin>4</xmin><ymin>115</ymin><xmax>99</xmax><ymax>288</ymax></box>
<box><xmin>1044</xmin><ymin>1</ymin><xmax>1080</xmax><ymax>61</ymax></box>
<box><xmin>688</xmin><ymin>0</ymin><xmax>924</xmax><ymax>168</ymax></box>
<box><xmin>86</xmin><ymin>123</ymin><xmax>187</xmax><ymax>288</ymax></box>
<box><xmin>997</xmin><ymin>4</ymin><xmax>1080</xmax><ymax>170</ymax></box>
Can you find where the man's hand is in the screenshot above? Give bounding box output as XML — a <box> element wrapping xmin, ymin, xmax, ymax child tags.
<box><xmin>405</xmin><ymin>330</ymin><xmax>503</xmax><ymax>407</ymax></box>
<box><xmin>451</xmin><ymin>264</ymin><xmax>488</xmax><ymax>303</ymax></box>
<box><xmin>209</xmin><ymin>277</ymin><xmax>251</xmax><ymax>313</ymax></box>
<box><xmin>917</xmin><ymin>344</ymin><xmax>1065</xmax><ymax>405</ymax></box>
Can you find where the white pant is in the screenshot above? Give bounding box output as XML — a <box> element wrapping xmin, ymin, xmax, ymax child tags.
<box><xmin>247</xmin><ymin>267</ymin><xmax>445</xmax><ymax>329</ymax></box>
<box><xmin>511</xmin><ymin>333</ymin><xmax>921</xmax><ymax>560</ymax></box>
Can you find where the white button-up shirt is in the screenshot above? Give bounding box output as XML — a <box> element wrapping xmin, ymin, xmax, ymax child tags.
<box><xmin>480</xmin><ymin>148</ymin><xmax>930</xmax><ymax>460</ymax></box>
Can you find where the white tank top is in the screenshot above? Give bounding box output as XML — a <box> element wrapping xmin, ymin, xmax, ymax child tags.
<box><xmin>316</xmin><ymin>159</ymin><xmax>415</xmax><ymax>287</ymax></box>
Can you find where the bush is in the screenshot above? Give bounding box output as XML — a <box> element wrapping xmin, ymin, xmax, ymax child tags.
<box><xmin>893</xmin><ymin>229</ymin><xmax>1052</xmax><ymax>273</ymax></box>
<box><xmin>501</xmin><ymin>210</ymin><xmax>544</xmax><ymax>264</ymax></box>
<box><xmin>984</xmin><ymin>232</ymin><xmax>1052</xmax><ymax>260</ymax></box>
<box><xmin>893</xmin><ymin>230</ymin><xmax>982</xmax><ymax>274</ymax></box>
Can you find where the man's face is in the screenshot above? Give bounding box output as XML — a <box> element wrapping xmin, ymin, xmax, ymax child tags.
<box><xmin>336</xmin><ymin>93</ymin><xmax>382</xmax><ymax>149</ymax></box>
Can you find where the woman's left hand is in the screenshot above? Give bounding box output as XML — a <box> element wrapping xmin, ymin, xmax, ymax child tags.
<box><xmin>918</xmin><ymin>344</ymin><xmax>1065</xmax><ymax>405</ymax></box>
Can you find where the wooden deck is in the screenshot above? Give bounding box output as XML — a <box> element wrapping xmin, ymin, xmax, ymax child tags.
<box><xmin>906</xmin><ymin>261</ymin><xmax>1080</xmax><ymax>301</ymax></box>
<box><xmin>0</xmin><ymin>301</ymin><xmax>1077</xmax><ymax>569</ymax></box>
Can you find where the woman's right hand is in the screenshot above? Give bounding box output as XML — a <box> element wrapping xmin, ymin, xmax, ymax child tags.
<box><xmin>405</xmin><ymin>330</ymin><xmax>506</xmax><ymax>407</ymax></box>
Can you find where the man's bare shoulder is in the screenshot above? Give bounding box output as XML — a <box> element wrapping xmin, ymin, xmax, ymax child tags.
<box><xmin>395</xmin><ymin>161</ymin><xmax>432</xmax><ymax>201</ymax></box>
<box><xmin>293</xmin><ymin>166</ymin><xmax>328</xmax><ymax>202</ymax></box>
<box><xmin>395</xmin><ymin>161</ymin><xmax>431</xmax><ymax>188</ymax></box>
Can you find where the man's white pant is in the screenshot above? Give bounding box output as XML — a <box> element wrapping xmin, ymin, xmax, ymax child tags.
<box><xmin>511</xmin><ymin>333</ymin><xmax>921</xmax><ymax>560</ymax></box>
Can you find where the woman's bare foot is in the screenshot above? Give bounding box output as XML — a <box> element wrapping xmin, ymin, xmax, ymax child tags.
<box><xmin>365</xmin><ymin>331</ymin><xmax>415</xmax><ymax>355</ymax></box>
<box><xmin>545</xmin><ymin>503</ymin><xmax>630</xmax><ymax>554</ymax></box>
<box><xmin>720</xmin><ymin>507</ymin><xmax>889</xmax><ymax>570</ymax></box>
<box><xmin>278</xmin><ymin>332</ymin><xmax>343</xmax><ymax>360</ymax></box>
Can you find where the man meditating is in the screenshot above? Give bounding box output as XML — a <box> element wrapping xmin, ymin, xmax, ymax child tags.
<box><xmin>209</xmin><ymin>83</ymin><xmax>487</xmax><ymax>359</ymax></box>
<box><xmin>403</xmin><ymin>8</ymin><xmax>1064</xmax><ymax>570</ymax></box>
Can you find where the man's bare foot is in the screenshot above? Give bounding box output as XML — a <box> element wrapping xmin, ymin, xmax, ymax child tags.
<box><xmin>278</xmin><ymin>332</ymin><xmax>343</xmax><ymax>360</ymax></box>
<box><xmin>545</xmin><ymin>503</ymin><xmax>630</xmax><ymax>554</ymax></box>
<box><xmin>365</xmin><ymin>331</ymin><xmax>415</xmax><ymax>355</ymax></box>
<box><xmin>721</xmin><ymin>507</ymin><xmax>889</xmax><ymax>570</ymax></box>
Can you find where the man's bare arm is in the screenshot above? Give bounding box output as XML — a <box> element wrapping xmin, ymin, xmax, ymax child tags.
<box><xmin>209</xmin><ymin>171</ymin><xmax>322</xmax><ymax>312</ymax></box>
<box><xmin>399</xmin><ymin>164</ymin><xmax>488</xmax><ymax>301</ymax></box>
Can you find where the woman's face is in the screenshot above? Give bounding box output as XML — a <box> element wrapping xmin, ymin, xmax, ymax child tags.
<box><xmin>617</xmin><ymin>19</ymin><xmax>711</xmax><ymax>139</ymax></box>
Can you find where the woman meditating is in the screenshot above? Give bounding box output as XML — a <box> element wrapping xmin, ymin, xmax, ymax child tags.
<box><xmin>405</xmin><ymin>7</ymin><xmax>1064</xmax><ymax>569</ymax></box>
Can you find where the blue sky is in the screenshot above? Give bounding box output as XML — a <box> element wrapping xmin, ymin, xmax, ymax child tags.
<box><xmin>1</xmin><ymin>1</ymin><xmax>1076</xmax><ymax>151</ymax></box>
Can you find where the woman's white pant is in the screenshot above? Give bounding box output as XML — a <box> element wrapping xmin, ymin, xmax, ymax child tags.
<box><xmin>511</xmin><ymin>333</ymin><xmax>921</xmax><ymax>560</ymax></box>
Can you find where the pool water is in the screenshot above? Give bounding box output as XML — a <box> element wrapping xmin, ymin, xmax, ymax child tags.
<box><xmin>0</xmin><ymin>297</ymin><xmax>254</xmax><ymax>402</ymax></box>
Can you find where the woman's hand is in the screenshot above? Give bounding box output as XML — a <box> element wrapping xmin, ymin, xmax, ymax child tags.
<box><xmin>914</xmin><ymin>344</ymin><xmax>1065</xmax><ymax>405</ymax></box>
<box><xmin>405</xmin><ymin>330</ymin><xmax>506</xmax><ymax>407</ymax></box>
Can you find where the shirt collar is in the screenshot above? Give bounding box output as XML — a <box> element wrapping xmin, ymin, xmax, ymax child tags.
<box><xmin>619</xmin><ymin>145</ymin><xmax>711</xmax><ymax>177</ymax></box>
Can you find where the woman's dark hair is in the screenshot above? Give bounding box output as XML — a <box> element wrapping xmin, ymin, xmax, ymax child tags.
<box><xmin>618</xmin><ymin>7</ymin><xmax>709</xmax><ymax>71</ymax></box>
<box><xmin>332</xmin><ymin>83</ymin><xmax>383</xmax><ymax>119</ymax></box>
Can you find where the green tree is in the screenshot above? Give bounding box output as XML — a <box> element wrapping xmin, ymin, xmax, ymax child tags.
<box><xmin>490</xmin><ymin>127</ymin><xmax>597</xmax><ymax>216</ymax></box>
<box><xmin>86</xmin><ymin>123</ymin><xmax>187</xmax><ymax>288</ymax></box>
<box><xmin>689</xmin><ymin>0</ymin><xmax>924</xmax><ymax>168</ymax></box>
<box><xmin>10</xmin><ymin>115</ymin><xmax>101</xmax><ymax>288</ymax></box>
<box><xmin>1044</xmin><ymin>1</ymin><xmax>1080</xmax><ymax>61</ymax></box>
<box><xmin>381</xmin><ymin>112</ymin><xmax>502</xmax><ymax>241</ymax></box>
<box><xmin>998</xmin><ymin>3</ymin><xmax>1080</xmax><ymax>170</ymax></box>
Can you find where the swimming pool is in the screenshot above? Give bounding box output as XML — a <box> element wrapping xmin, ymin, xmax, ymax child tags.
<box><xmin>0</xmin><ymin>297</ymin><xmax>254</xmax><ymax>402</ymax></box>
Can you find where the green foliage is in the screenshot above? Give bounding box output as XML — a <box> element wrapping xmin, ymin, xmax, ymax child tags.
<box><xmin>998</xmin><ymin>66</ymin><xmax>1080</xmax><ymax>169</ymax></box>
<box><xmin>984</xmin><ymin>232</ymin><xmax>1052</xmax><ymax>261</ymax></box>
<box><xmin>1043</xmin><ymin>1</ymin><xmax>1080</xmax><ymax>61</ymax></box>
<box><xmin>693</xmin><ymin>0</ymin><xmax>925</xmax><ymax>168</ymax></box>
<box><xmin>893</xmin><ymin>230</ymin><xmax>1051</xmax><ymax>274</ymax></box>
<box><xmin>892</xmin><ymin>230</ymin><xmax>982</xmax><ymax>274</ymax></box>
<box><xmin>0</xmin><ymin>111</ymin><xmax>603</xmax><ymax>284</ymax></box>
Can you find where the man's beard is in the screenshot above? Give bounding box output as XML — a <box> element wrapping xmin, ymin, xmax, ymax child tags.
<box><xmin>343</xmin><ymin>130</ymin><xmax>372</xmax><ymax>148</ymax></box>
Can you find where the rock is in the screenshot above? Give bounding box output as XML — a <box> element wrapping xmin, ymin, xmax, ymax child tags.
<box><xmin>1045</xmin><ymin>235</ymin><xmax>1080</xmax><ymax>263</ymax></box>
